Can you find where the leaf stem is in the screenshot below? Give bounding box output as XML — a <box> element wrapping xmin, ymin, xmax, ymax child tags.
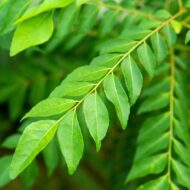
<box><xmin>167</xmin><ymin>48</ymin><xmax>175</xmax><ymax>185</ymax></box>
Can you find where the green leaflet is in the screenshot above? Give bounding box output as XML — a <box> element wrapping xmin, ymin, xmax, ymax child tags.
<box><xmin>46</xmin><ymin>4</ymin><xmax>79</xmax><ymax>51</ymax></box>
<box><xmin>0</xmin><ymin>0</ymin><xmax>30</xmax><ymax>34</ymax></box>
<box><xmin>138</xmin><ymin>93</ymin><xmax>169</xmax><ymax>114</ymax></box>
<box><xmin>173</xmin><ymin>139</ymin><xmax>190</xmax><ymax>167</ymax></box>
<box><xmin>139</xmin><ymin>19</ymin><xmax>161</xmax><ymax>29</ymax></box>
<box><xmin>23</xmin><ymin>98</ymin><xmax>77</xmax><ymax>119</ymax></box>
<box><xmin>136</xmin><ymin>176</ymin><xmax>169</xmax><ymax>190</ymax></box>
<box><xmin>174</xmin><ymin>119</ymin><xmax>190</xmax><ymax>148</ymax></box>
<box><xmin>10</xmin><ymin>120</ymin><xmax>57</xmax><ymax>179</ymax></box>
<box><xmin>175</xmin><ymin>81</ymin><xmax>189</xmax><ymax>105</ymax></box>
<box><xmin>137</xmin><ymin>42</ymin><xmax>156</xmax><ymax>77</ymax></box>
<box><xmin>154</xmin><ymin>63</ymin><xmax>170</xmax><ymax>76</ymax></box>
<box><xmin>99</xmin><ymin>39</ymin><xmax>137</xmax><ymax>54</ymax></box>
<box><xmin>65</xmin><ymin>65</ymin><xmax>109</xmax><ymax>82</ymax></box>
<box><xmin>90</xmin><ymin>54</ymin><xmax>122</xmax><ymax>68</ymax></box>
<box><xmin>16</xmin><ymin>0</ymin><xmax>74</xmax><ymax>23</ymax></box>
<box><xmin>174</xmin><ymin>98</ymin><xmax>188</xmax><ymax>126</ymax></box>
<box><xmin>20</xmin><ymin>160</ymin><xmax>39</xmax><ymax>190</ymax></box>
<box><xmin>121</xmin><ymin>27</ymin><xmax>150</xmax><ymax>40</ymax></box>
<box><xmin>170</xmin><ymin>182</ymin><xmax>180</xmax><ymax>190</ymax></box>
<box><xmin>83</xmin><ymin>91</ymin><xmax>109</xmax><ymax>151</ymax></box>
<box><xmin>50</xmin><ymin>82</ymin><xmax>95</xmax><ymax>98</ymax></box>
<box><xmin>141</xmin><ymin>78</ymin><xmax>170</xmax><ymax>97</ymax></box>
<box><xmin>171</xmin><ymin>20</ymin><xmax>182</xmax><ymax>34</ymax></box>
<box><xmin>126</xmin><ymin>154</ymin><xmax>167</xmax><ymax>182</ymax></box>
<box><xmin>172</xmin><ymin>159</ymin><xmax>190</xmax><ymax>189</ymax></box>
<box><xmin>42</xmin><ymin>137</ymin><xmax>59</xmax><ymax>176</ymax></box>
<box><xmin>0</xmin><ymin>156</ymin><xmax>12</xmax><ymax>187</ymax></box>
<box><xmin>135</xmin><ymin>133</ymin><xmax>169</xmax><ymax>161</ymax></box>
<box><xmin>185</xmin><ymin>30</ymin><xmax>190</xmax><ymax>44</ymax></box>
<box><xmin>162</xmin><ymin>24</ymin><xmax>177</xmax><ymax>47</ymax></box>
<box><xmin>10</xmin><ymin>12</ymin><xmax>54</xmax><ymax>56</ymax></box>
<box><xmin>99</xmin><ymin>10</ymin><xmax>118</xmax><ymax>36</ymax></box>
<box><xmin>78</xmin><ymin>5</ymin><xmax>98</xmax><ymax>33</ymax></box>
<box><xmin>154</xmin><ymin>9</ymin><xmax>171</xmax><ymax>19</ymax></box>
<box><xmin>175</xmin><ymin>56</ymin><xmax>188</xmax><ymax>71</ymax></box>
<box><xmin>137</xmin><ymin>113</ymin><xmax>169</xmax><ymax>143</ymax></box>
<box><xmin>0</xmin><ymin>85</ymin><xmax>17</xmax><ymax>103</ymax></box>
<box><xmin>103</xmin><ymin>74</ymin><xmax>130</xmax><ymax>129</ymax></box>
<box><xmin>8</xmin><ymin>80</ymin><xmax>27</xmax><ymax>120</ymax></box>
<box><xmin>57</xmin><ymin>110</ymin><xmax>84</xmax><ymax>175</ymax></box>
<box><xmin>2</xmin><ymin>134</ymin><xmax>20</xmax><ymax>149</ymax></box>
<box><xmin>29</xmin><ymin>72</ymin><xmax>46</xmax><ymax>105</ymax></box>
<box><xmin>121</xmin><ymin>56</ymin><xmax>143</xmax><ymax>105</ymax></box>
<box><xmin>76</xmin><ymin>0</ymin><xmax>89</xmax><ymax>6</ymax></box>
<box><xmin>150</xmin><ymin>32</ymin><xmax>168</xmax><ymax>63</ymax></box>
<box><xmin>63</xmin><ymin>33</ymin><xmax>84</xmax><ymax>51</ymax></box>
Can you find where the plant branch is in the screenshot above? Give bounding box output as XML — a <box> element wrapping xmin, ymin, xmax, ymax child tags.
<box><xmin>167</xmin><ymin>48</ymin><xmax>175</xmax><ymax>184</ymax></box>
<box><xmin>53</xmin><ymin>8</ymin><xmax>186</xmax><ymax>127</ymax></box>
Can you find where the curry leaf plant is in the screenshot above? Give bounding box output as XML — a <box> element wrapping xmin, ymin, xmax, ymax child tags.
<box><xmin>0</xmin><ymin>0</ymin><xmax>190</xmax><ymax>189</ymax></box>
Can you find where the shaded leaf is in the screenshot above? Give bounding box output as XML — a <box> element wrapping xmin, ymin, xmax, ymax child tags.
<box><xmin>137</xmin><ymin>113</ymin><xmax>169</xmax><ymax>143</ymax></box>
<box><xmin>138</xmin><ymin>93</ymin><xmax>169</xmax><ymax>114</ymax></box>
<box><xmin>0</xmin><ymin>156</ymin><xmax>12</xmax><ymax>187</ymax></box>
<box><xmin>173</xmin><ymin>139</ymin><xmax>190</xmax><ymax>167</ymax></box>
<box><xmin>172</xmin><ymin>159</ymin><xmax>190</xmax><ymax>189</ymax></box>
<box><xmin>20</xmin><ymin>160</ymin><xmax>39</xmax><ymax>190</ymax></box>
<box><xmin>42</xmin><ymin>138</ymin><xmax>59</xmax><ymax>176</ymax></box>
<box><xmin>135</xmin><ymin>133</ymin><xmax>169</xmax><ymax>161</ymax></box>
<box><xmin>126</xmin><ymin>154</ymin><xmax>167</xmax><ymax>182</ymax></box>
<box><xmin>136</xmin><ymin>176</ymin><xmax>169</xmax><ymax>190</ymax></box>
<box><xmin>185</xmin><ymin>30</ymin><xmax>190</xmax><ymax>44</ymax></box>
<box><xmin>2</xmin><ymin>134</ymin><xmax>20</xmax><ymax>149</ymax></box>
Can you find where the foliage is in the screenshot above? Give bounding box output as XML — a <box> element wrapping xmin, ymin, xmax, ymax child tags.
<box><xmin>0</xmin><ymin>0</ymin><xmax>190</xmax><ymax>189</ymax></box>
